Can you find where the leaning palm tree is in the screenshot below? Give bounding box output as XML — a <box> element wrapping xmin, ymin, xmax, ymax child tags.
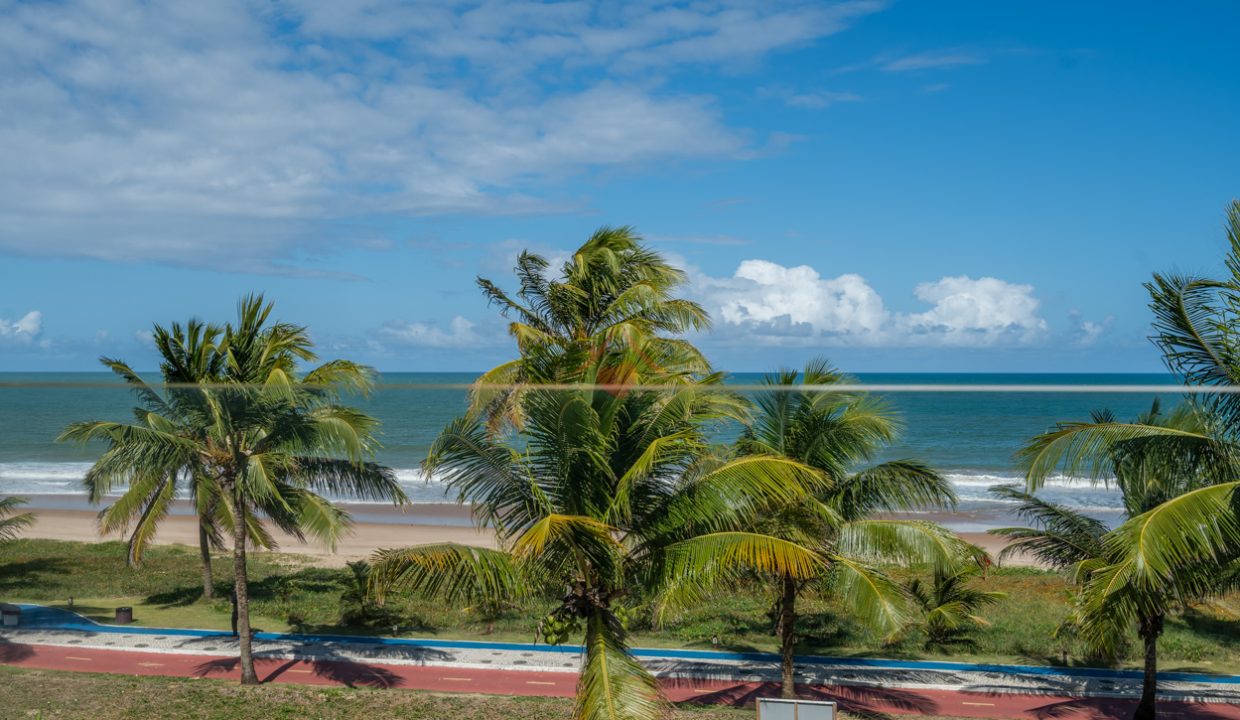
<box><xmin>85</xmin><ymin>318</ymin><xmax>231</xmax><ymax>599</ymax></box>
<box><xmin>369</xmin><ymin>355</ymin><xmax>825</xmax><ymax>720</ymax></box>
<box><xmin>472</xmin><ymin>226</ymin><xmax>712</xmax><ymax>430</ymax></box>
<box><xmin>0</xmin><ymin>496</ymin><xmax>34</xmax><ymax>545</ymax></box>
<box><xmin>62</xmin><ymin>295</ymin><xmax>405</xmax><ymax>685</ymax></box>
<box><xmin>718</xmin><ymin>360</ymin><xmax>969</xmax><ymax>697</ymax></box>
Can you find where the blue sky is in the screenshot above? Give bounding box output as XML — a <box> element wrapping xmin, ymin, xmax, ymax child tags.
<box><xmin>1</xmin><ymin>0</ymin><xmax>1237</xmax><ymax>373</ymax></box>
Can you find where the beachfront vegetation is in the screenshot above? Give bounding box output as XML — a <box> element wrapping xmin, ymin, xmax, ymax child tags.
<box><xmin>79</xmin><ymin>318</ymin><xmax>231</xmax><ymax>598</ymax></box>
<box><xmin>1000</xmin><ymin>201</ymin><xmax>1240</xmax><ymax>720</ymax></box>
<box><xmin>470</xmin><ymin>225</ymin><xmax>712</xmax><ymax>431</ymax></box>
<box><xmin>370</xmin><ymin>229</ymin><xmax>849</xmax><ymax>720</ymax></box>
<box><xmin>0</xmin><ymin>495</ymin><xmax>33</xmax><ymax>545</ymax></box>
<box><xmin>906</xmin><ymin>562</ymin><xmax>1005</xmax><ymax>652</ymax></box>
<box><xmin>59</xmin><ymin>295</ymin><xmax>406</xmax><ymax>685</ymax></box>
<box><xmin>4</xmin><ymin>538</ymin><xmax>1240</xmax><ymax>673</ymax></box>
<box><xmin>728</xmin><ymin>360</ymin><xmax>972</xmax><ymax>696</ymax></box>
<box><xmin>1014</xmin><ymin>399</ymin><xmax>1239</xmax><ymax>720</ymax></box>
<box><xmin>370</xmin><ymin>359</ymin><xmax>825</xmax><ymax>720</ymax></box>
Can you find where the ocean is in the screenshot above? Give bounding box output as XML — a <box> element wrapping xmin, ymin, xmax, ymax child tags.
<box><xmin>0</xmin><ymin>372</ymin><xmax>1180</xmax><ymax>530</ymax></box>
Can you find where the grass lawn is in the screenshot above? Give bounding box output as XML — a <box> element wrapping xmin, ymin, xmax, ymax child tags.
<box><xmin>3</xmin><ymin>538</ymin><xmax>1240</xmax><ymax>675</ymax></box>
<box><xmin>0</xmin><ymin>665</ymin><xmax>985</xmax><ymax>720</ymax></box>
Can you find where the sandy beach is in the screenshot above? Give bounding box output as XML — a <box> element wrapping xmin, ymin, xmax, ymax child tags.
<box><xmin>21</xmin><ymin>501</ymin><xmax>496</xmax><ymax>566</ymax></box>
<box><xmin>17</xmin><ymin>497</ymin><xmax>1034</xmax><ymax>568</ymax></box>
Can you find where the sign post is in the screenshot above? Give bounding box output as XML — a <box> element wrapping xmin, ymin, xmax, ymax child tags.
<box><xmin>755</xmin><ymin>698</ymin><xmax>837</xmax><ymax>720</ymax></box>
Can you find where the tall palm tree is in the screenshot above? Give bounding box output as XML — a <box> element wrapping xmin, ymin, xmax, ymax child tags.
<box><xmin>85</xmin><ymin>318</ymin><xmax>230</xmax><ymax>599</ymax></box>
<box><xmin>369</xmin><ymin>356</ymin><xmax>825</xmax><ymax>720</ymax></box>
<box><xmin>722</xmin><ymin>360</ymin><xmax>967</xmax><ymax>697</ymax></box>
<box><xmin>62</xmin><ymin>295</ymin><xmax>405</xmax><ymax>685</ymax></box>
<box><xmin>471</xmin><ymin>226</ymin><xmax>712</xmax><ymax>429</ymax></box>
<box><xmin>0</xmin><ymin>496</ymin><xmax>34</xmax><ymax>545</ymax></box>
<box><xmin>1016</xmin><ymin>399</ymin><xmax>1240</xmax><ymax>719</ymax></box>
<box><xmin>1007</xmin><ymin>202</ymin><xmax>1240</xmax><ymax>719</ymax></box>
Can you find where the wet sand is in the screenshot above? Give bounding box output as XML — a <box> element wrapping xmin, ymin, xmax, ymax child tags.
<box><xmin>17</xmin><ymin>496</ymin><xmax>1038</xmax><ymax>568</ymax></box>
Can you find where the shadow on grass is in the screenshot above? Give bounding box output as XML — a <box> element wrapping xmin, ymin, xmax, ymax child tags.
<box><xmin>1179</xmin><ymin>610</ymin><xmax>1240</xmax><ymax>650</ymax></box>
<box><xmin>145</xmin><ymin>585</ymin><xmax>210</xmax><ymax>607</ymax></box>
<box><xmin>0</xmin><ymin>558</ymin><xmax>71</xmax><ymax>594</ymax></box>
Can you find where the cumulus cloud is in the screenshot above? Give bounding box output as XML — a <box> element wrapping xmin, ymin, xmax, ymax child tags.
<box><xmin>0</xmin><ymin>0</ymin><xmax>882</xmax><ymax>273</ymax></box>
<box><xmin>377</xmin><ymin>316</ymin><xmax>498</xmax><ymax>349</ymax></box>
<box><xmin>904</xmin><ymin>276</ymin><xmax>1047</xmax><ymax>346</ymax></box>
<box><xmin>695</xmin><ymin>260</ymin><xmax>1050</xmax><ymax>347</ymax></box>
<box><xmin>0</xmin><ymin>311</ymin><xmax>43</xmax><ymax>344</ymax></box>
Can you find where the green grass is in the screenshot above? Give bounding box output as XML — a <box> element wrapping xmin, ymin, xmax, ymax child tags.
<box><xmin>3</xmin><ymin>538</ymin><xmax>1240</xmax><ymax>674</ymax></box>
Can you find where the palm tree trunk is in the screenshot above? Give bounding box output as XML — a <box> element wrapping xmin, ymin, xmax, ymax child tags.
<box><xmin>231</xmin><ymin>499</ymin><xmax>258</xmax><ymax>685</ymax></box>
<box><xmin>778</xmin><ymin>573</ymin><xmax>798</xmax><ymax>699</ymax></box>
<box><xmin>1134</xmin><ymin>612</ymin><xmax>1164</xmax><ymax>720</ymax></box>
<box><xmin>198</xmin><ymin>519</ymin><xmax>214</xmax><ymax>601</ymax></box>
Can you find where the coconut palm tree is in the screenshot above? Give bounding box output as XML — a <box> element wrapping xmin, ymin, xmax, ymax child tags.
<box><xmin>718</xmin><ymin>360</ymin><xmax>968</xmax><ymax>697</ymax></box>
<box><xmin>0</xmin><ymin>496</ymin><xmax>34</xmax><ymax>545</ymax></box>
<box><xmin>62</xmin><ymin>295</ymin><xmax>405</xmax><ymax>685</ymax></box>
<box><xmin>84</xmin><ymin>318</ymin><xmax>230</xmax><ymax>599</ymax></box>
<box><xmin>1016</xmin><ymin>397</ymin><xmax>1240</xmax><ymax>719</ymax></box>
<box><xmin>471</xmin><ymin>226</ymin><xmax>712</xmax><ymax>430</ymax></box>
<box><xmin>369</xmin><ymin>355</ymin><xmax>826</xmax><ymax>720</ymax></box>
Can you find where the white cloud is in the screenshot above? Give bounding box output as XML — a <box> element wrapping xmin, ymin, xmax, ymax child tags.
<box><xmin>377</xmin><ymin>316</ymin><xmax>497</xmax><ymax>349</ymax></box>
<box><xmin>0</xmin><ymin>0</ymin><xmax>883</xmax><ymax>273</ymax></box>
<box><xmin>695</xmin><ymin>260</ymin><xmax>1049</xmax><ymax>347</ymax></box>
<box><xmin>903</xmin><ymin>276</ymin><xmax>1047</xmax><ymax>346</ymax></box>
<box><xmin>0</xmin><ymin>311</ymin><xmax>42</xmax><ymax>344</ymax></box>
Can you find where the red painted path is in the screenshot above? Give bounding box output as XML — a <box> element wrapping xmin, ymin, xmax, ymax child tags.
<box><xmin>3</xmin><ymin>642</ymin><xmax>1237</xmax><ymax>719</ymax></box>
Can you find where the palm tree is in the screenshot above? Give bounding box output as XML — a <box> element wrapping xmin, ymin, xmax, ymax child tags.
<box><xmin>723</xmin><ymin>360</ymin><xmax>968</xmax><ymax>697</ymax></box>
<box><xmin>62</xmin><ymin>295</ymin><xmax>405</xmax><ymax>685</ymax></box>
<box><xmin>0</xmin><ymin>496</ymin><xmax>34</xmax><ymax>545</ymax></box>
<box><xmin>472</xmin><ymin>226</ymin><xmax>712</xmax><ymax>430</ymax></box>
<box><xmin>369</xmin><ymin>356</ymin><xmax>825</xmax><ymax>720</ymax></box>
<box><xmin>1015</xmin><ymin>398</ymin><xmax>1239</xmax><ymax>719</ymax></box>
<box><xmin>84</xmin><ymin>318</ymin><xmax>230</xmax><ymax>599</ymax></box>
<box><xmin>907</xmin><ymin>560</ymin><xmax>1005</xmax><ymax>651</ymax></box>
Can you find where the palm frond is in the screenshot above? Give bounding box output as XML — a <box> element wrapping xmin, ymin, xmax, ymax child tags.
<box><xmin>369</xmin><ymin>543</ymin><xmax>523</xmax><ymax>606</ymax></box>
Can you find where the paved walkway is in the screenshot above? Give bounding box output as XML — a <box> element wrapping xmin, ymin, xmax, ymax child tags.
<box><xmin>3</xmin><ymin>604</ymin><xmax>1240</xmax><ymax>719</ymax></box>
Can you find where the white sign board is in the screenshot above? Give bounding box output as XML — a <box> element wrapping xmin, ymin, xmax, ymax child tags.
<box><xmin>756</xmin><ymin>698</ymin><xmax>837</xmax><ymax>720</ymax></box>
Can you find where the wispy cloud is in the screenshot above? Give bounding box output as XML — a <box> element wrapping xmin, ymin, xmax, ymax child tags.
<box><xmin>882</xmin><ymin>50</ymin><xmax>985</xmax><ymax>72</ymax></box>
<box><xmin>0</xmin><ymin>0</ymin><xmax>885</xmax><ymax>273</ymax></box>
<box><xmin>377</xmin><ymin>316</ymin><xmax>499</xmax><ymax>349</ymax></box>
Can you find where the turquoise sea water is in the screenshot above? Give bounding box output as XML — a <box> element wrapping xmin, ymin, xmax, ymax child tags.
<box><xmin>0</xmin><ymin>372</ymin><xmax>1180</xmax><ymax>528</ymax></box>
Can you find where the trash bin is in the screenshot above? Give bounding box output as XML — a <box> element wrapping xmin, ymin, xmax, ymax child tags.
<box><xmin>0</xmin><ymin>604</ymin><xmax>19</xmax><ymax>627</ymax></box>
<box><xmin>115</xmin><ymin>606</ymin><xmax>133</xmax><ymax>624</ymax></box>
